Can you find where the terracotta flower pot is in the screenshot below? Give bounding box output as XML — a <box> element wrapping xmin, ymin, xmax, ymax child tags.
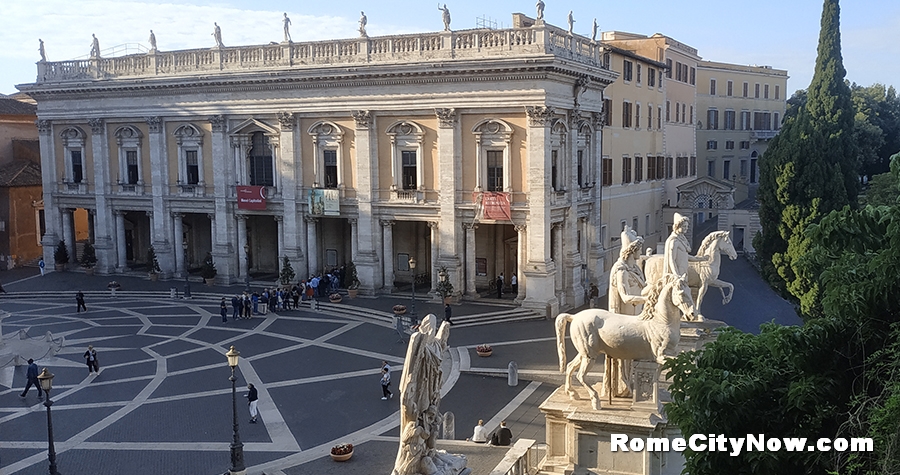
<box><xmin>329</xmin><ymin>296</ymin><xmax>342</xmax><ymax>303</ymax></box>
<box><xmin>331</xmin><ymin>450</ymin><xmax>353</xmax><ymax>462</ymax></box>
<box><xmin>476</xmin><ymin>349</ymin><xmax>493</xmax><ymax>357</ymax></box>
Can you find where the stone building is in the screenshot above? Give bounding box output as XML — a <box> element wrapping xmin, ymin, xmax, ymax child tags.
<box><xmin>20</xmin><ymin>15</ymin><xmax>617</xmax><ymax>314</ymax></box>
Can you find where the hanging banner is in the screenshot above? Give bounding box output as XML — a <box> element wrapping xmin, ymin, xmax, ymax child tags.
<box><xmin>237</xmin><ymin>186</ymin><xmax>266</xmax><ymax>210</ymax></box>
<box><xmin>309</xmin><ymin>189</ymin><xmax>341</xmax><ymax>216</ymax></box>
<box><xmin>475</xmin><ymin>191</ymin><xmax>511</xmax><ymax>221</ymax></box>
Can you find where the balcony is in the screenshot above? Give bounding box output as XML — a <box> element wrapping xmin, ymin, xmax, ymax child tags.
<box><xmin>750</xmin><ymin>130</ymin><xmax>778</xmax><ymax>141</ymax></box>
<box><xmin>60</xmin><ymin>181</ymin><xmax>88</xmax><ymax>194</ymax></box>
<box><xmin>391</xmin><ymin>189</ymin><xmax>422</xmax><ymax>203</ymax></box>
<box><xmin>118</xmin><ymin>182</ymin><xmax>145</xmax><ymax>195</ymax></box>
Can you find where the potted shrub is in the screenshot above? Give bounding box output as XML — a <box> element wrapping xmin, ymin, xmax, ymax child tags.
<box><xmin>346</xmin><ymin>261</ymin><xmax>360</xmax><ymax>298</ymax></box>
<box><xmin>329</xmin><ymin>292</ymin><xmax>342</xmax><ymax>303</ymax></box>
<box><xmin>147</xmin><ymin>246</ymin><xmax>162</xmax><ymax>281</ymax></box>
<box><xmin>200</xmin><ymin>252</ymin><xmax>217</xmax><ymax>285</ymax></box>
<box><xmin>54</xmin><ymin>240</ymin><xmax>70</xmax><ymax>271</ymax></box>
<box><xmin>393</xmin><ymin>304</ymin><xmax>407</xmax><ymax>315</ymax></box>
<box><xmin>476</xmin><ymin>344</ymin><xmax>493</xmax><ymax>357</ymax></box>
<box><xmin>330</xmin><ymin>443</ymin><xmax>353</xmax><ymax>462</ymax></box>
<box><xmin>435</xmin><ymin>266</ymin><xmax>454</xmax><ymax>304</ymax></box>
<box><xmin>80</xmin><ymin>242</ymin><xmax>97</xmax><ymax>276</ymax></box>
<box><xmin>279</xmin><ymin>256</ymin><xmax>295</xmax><ymax>286</ymax></box>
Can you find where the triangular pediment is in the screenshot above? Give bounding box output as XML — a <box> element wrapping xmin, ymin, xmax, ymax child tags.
<box><xmin>676</xmin><ymin>175</ymin><xmax>734</xmax><ymax>193</ymax></box>
<box><xmin>676</xmin><ymin>176</ymin><xmax>736</xmax><ymax>209</ymax></box>
<box><xmin>230</xmin><ymin>118</ymin><xmax>278</xmax><ymax>136</ymax></box>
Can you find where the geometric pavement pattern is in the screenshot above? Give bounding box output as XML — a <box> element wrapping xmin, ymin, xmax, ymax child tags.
<box><xmin>0</xmin><ymin>295</ymin><xmax>554</xmax><ymax>474</ymax></box>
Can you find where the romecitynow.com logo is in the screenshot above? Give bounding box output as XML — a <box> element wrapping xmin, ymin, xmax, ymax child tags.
<box><xmin>611</xmin><ymin>434</ymin><xmax>873</xmax><ymax>456</ymax></box>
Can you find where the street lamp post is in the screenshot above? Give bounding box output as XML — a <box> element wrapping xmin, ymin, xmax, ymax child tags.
<box><xmin>226</xmin><ymin>346</ymin><xmax>245</xmax><ymax>475</ymax></box>
<box><xmin>37</xmin><ymin>368</ymin><xmax>60</xmax><ymax>475</ymax></box>
<box><xmin>183</xmin><ymin>240</ymin><xmax>191</xmax><ymax>299</ymax></box>
<box><xmin>243</xmin><ymin>244</ymin><xmax>251</xmax><ymax>294</ymax></box>
<box><xmin>409</xmin><ymin>257</ymin><xmax>417</xmax><ymax>325</ymax></box>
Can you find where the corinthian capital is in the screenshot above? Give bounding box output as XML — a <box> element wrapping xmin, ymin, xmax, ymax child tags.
<box><xmin>352</xmin><ymin>110</ymin><xmax>373</xmax><ymax>129</ymax></box>
<box><xmin>277</xmin><ymin>112</ymin><xmax>296</xmax><ymax>129</ymax></box>
<box><xmin>435</xmin><ymin>108</ymin><xmax>457</xmax><ymax>128</ymax></box>
<box><xmin>526</xmin><ymin>106</ymin><xmax>554</xmax><ymax>126</ymax></box>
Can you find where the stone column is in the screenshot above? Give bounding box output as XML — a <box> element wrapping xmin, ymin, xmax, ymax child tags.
<box><xmin>88</xmin><ymin>118</ymin><xmax>116</xmax><ymax>273</ymax></box>
<box><xmin>208</xmin><ymin>213</ymin><xmax>217</xmax><ymax>246</ymax></box>
<box><xmin>36</xmin><ymin>119</ymin><xmax>60</xmax><ymax>267</ymax></box>
<box><xmin>381</xmin><ymin>220</ymin><xmax>395</xmax><ymax>292</ymax></box>
<box><xmin>553</xmin><ymin>222</ymin><xmax>564</xmax><ymax>301</ymax></box>
<box><xmin>428</xmin><ymin>221</ymin><xmax>439</xmax><ymax>293</ymax></box>
<box><xmin>145</xmin><ymin>116</ymin><xmax>173</xmax><ymax>277</ymax></box>
<box><xmin>60</xmin><ymin>209</ymin><xmax>73</xmax><ymax>264</ymax></box>
<box><xmin>589</xmin><ymin>112</ymin><xmax>606</xmax><ymax>289</ymax></box>
<box><xmin>115</xmin><ymin>211</ymin><xmax>127</xmax><ymax>271</ymax></box>
<box><xmin>351</xmin><ymin>110</ymin><xmax>378</xmax><ymax>295</ymax></box>
<box><xmin>275</xmin><ymin>215</ymin><xmax>284</xmax><ymax>274</ymax></box>
<box><xmin>173</xmin><ymin>213</ymin><xmax>184</xmax><ymax>277</ymax></box>
<box><xmin>87</xmin><ymin>210</ymin><xmax>95</xmax><ymax>244</ymax></box>
<box><xmin>349</xmin><ymin>218</ymin><xmax>358</xmax><ymax>263</ymax></box>
<box><xmin>210</xmin><ymin>114</ymin><xmax>235</xmax><ymax>283</ymax></box>
<box><xmin>237</xmin><ymin>215</ymin><xmax>248</xmax><ymax>279</ymax></box>
<box><xmin>434</xmin><ymin>108</ymin><xmax>463</xmax><ymax>298</ymax></box>
<box><xmin>305</xmin><ymin>216</ymin><xmax>319</xmax><ymax>276</ymax></box>
<box><xmin>515</xmin><ymin>224</ymin><xmax>526</xmax><ymax>301</ymax></box>
<box><xmin>464</xmin><ymin>223</ymin><xmax>478</xmax><ymax>297</ymax></box>
<box><xmin>277</xmin><ymin>112</ymin><xmax>302</xmax><ymax>268</ymax></box>
<box><xmin>523</xmin><ymin>106</ymin><xmax>558</xmax><ymax>315</ymax></box>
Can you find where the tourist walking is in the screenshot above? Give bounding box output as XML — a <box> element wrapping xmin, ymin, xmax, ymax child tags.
<box><xmin>510</xmin><ymin>274</ymin><xmax>517</xmax><ymax>294</ymax></box>
<box><xmin>381</xmin><ymin>367</ymin><xmax>393</xmax><ymax>400</ymax></box>
<box><xmin>20</xmin><ymin>359</ymin><xmax>43</xmax><ymax>399</ymax></box>
<box><xmin>247</xmin><ymin>383</ymin><xmax>259</xmax><ymax>423</ymax></box>
<box><xmin>39</xmin><ymin>257</ymin><xmax>45</xmax><ymax>276</ymax></box>
<box><xmin>231</xmin><ymin>295</ymin><xmax>240</xmax><ymax>320</ymax></box>
<box><xmin>83</xmin><ymin>345</ymin><xmax>99</xmax><ymax>374</ymax></box>
<box><xmin>444</xmin><ymin>303</ymin><xmax>453</xmax><ymax>325</ymax></box>
<box><xmin>220</xmin><ymin>297</ymin><xmax>228</xmax><ymax>323</ymax></box>
<box><xmin>76</xmin><ymin>291</ymin><xmax>87</xmax><ymax>312</ymax></box>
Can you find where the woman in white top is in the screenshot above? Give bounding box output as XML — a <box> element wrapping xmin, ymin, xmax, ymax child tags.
<box><xmin>470</xmin><ymin>419</ymin><xmax>488</xmax><ymax>443</ymax></box>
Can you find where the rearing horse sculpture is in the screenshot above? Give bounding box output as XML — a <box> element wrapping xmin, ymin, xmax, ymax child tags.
<box><xmin>554</xmin><ymin>274</ymin><xmax>695</xmax><ymax>410</ymax></box>
<box><xmin>644</xmin><ymin>230</ymin><xmax>737</xmax><ymax>318</ymax></box>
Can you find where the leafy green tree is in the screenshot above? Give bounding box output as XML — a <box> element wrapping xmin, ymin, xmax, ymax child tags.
<box><xmin>756</xmin><ymin>0</ymin><xmax>859</xmax><ymax>311</ymax></box>
<box><xmin>279</xmin><ymin>256</ymin><xmax>295</xmax><ymax>285</ymax></box>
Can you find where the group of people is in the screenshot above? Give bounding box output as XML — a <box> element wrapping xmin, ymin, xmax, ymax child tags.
<box><xmin>469</xmin><ymin>419</ymin><xmax>513</xmax><ymax>446</ymax></box>
<box><xmin>493</xmin><ymin>273</ymin><xmax>518</xmax><ymax>299</ymax></box>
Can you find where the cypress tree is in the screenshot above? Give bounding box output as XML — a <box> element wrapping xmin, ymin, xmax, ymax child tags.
<box><xmin>755</xmin><ymin>0</ymin><xmax>858</xmax><ymax>313</ymax></box>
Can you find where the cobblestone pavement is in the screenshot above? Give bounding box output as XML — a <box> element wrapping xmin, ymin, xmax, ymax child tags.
<box><xmin>0</xmin><ymin>259</ymin><xmax>799</xmax><ymax>474</ymax></box>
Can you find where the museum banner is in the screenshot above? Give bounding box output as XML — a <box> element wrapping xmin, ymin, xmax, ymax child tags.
<box><xmin>309</xmin><ymin>189</ymin><xmax>341</xmax><ymax>216</ymax></box>
<box><xmin>475</xmin><ymin>191</ymin><xmax>511</xmax><ymax>221</ymax></box>
<box><xmin>236</xmin><ymin>186</ymin><xmax>266</xmax><ymax>210</ymax></box>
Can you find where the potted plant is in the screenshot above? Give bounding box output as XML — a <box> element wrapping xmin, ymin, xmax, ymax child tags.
<box><xmin>435</xmin><ymin>266</ymin><xmax>454</xmax><ymax>304</ymax></box>
<box><xmin>200</xmin><ymin>252</ymin><xmax>217</xmax><ymax>285</ymax></box>
<box><xmin>346</xmin><ymin>261</ymin><xmax>360</xmax><ymax>298</ymax></box>
<box><xmin>476</xmin><ymin>344</ymin><xmax>493</xmax><ymax>357</ymax></box>
<box><xmin>330</xmin><ymin>443</ymin><xmax>353</xmax><ymax>462</ymax></box>
<box><xmin>393</xmin><ymin>304</ymin><xmax>407</xmax><ymax>315</ymax></box>
<box><xmin>54</xmin><ymin>240</ymin><xmax>70</xmax><ymax>271</ymax></box>
<box><xmin>329</xmin><ymin>292</ymin><xmax>342</xmax><ymax>303</ymax></box>
<box><xmin>80</xmin><ymin>242</ymin><xmax>97</xmax><ymax>276</ymax></box>
<box><xmin>279</xmin><ymin>256</ymin><xmax>296</xmax><ymax>286</ymax></box>
<box><xmin>147</xmin><ymin>246</ymin><xmax>162</xmax><ymax>281</ymax></box>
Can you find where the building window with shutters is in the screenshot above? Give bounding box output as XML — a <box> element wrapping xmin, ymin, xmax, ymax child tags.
<box><xmin>114</xmin><ymin>125</ymin><xmax>144</xmax><ymax>192</ymax></box>
<box><xmin>634</xmin><ymin>156</ymin><xmax>643</xmax><ymax>183</ymax></box>
<box><xmin>622</xmin><ymin>156</ymin><xmax>632</xmax><ymax>184</ymax></box>
<box><xmin>602</xmin><ymin>157</ymin><xmax>613</xmax><ymax>186</ymax></box>
<box><xmin>321</xmin><ymin>149</ymin><xmax>337</xmax><ymax>188</ymax></box>
<box><xmin>486</xmin><ymin>150</ymin><xmax>503</xmax><ymax>191</ymax></box>
<box><xmin>401</xmin><ymin>150</ymin><xmax>417</xmax><ymax>190</ymax></box>
<box><xmin>622</xmin><ymin>101</ymin><xmax>633</xmax><ymax>128</ymax></box>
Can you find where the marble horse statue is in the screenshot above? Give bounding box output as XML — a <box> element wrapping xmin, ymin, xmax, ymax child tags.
<box><xmin>554</xmin><ymin>274</ymin><xmax>695</xmax><ymax>409</ymax></box>
<box><xmin>644</xmin><ymin>230</ymin><xmax>737</xmax><ymax>318</ymax></box>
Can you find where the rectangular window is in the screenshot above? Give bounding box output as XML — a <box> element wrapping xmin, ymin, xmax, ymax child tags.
<box><xmin>774</xmin><ymin>112</ymin><xmax>781</xmax><ymax>129</ymax></box>
<box><xmin>622</xmin><ymin>156</ymin><xmax>632</xmax><ymax>184</ymax></box>
<box><xmin>633</xmin><ymin>217</ymin><xmax>639</xmax><ymax>234</ymax></box>
<box><xmin>666</xmin><ymin>101</ymin><xmax>671</xmax><ymax>122</ymax></box>
<box><xmin>666</xmin><ymin>59</ymin><xmax>672</xmax><ymax>78</ymax></box>
<box><xmin>622</xmin><ymin>102</ymin><xmax>633</xmax><ymax>128</ymax></box>
<box><xmin>727</xmin><ymin>80</ymin><xmax>733</xmax><ymax>96</ymax></box>
<box><xmin>551</xmin><ymin>150</ymin><xmax>558</xmax><ymax>190</ymax></box>
<box><xmin>741</xmin><ymin>111</ymin><xmax>751</xmax><ymax>130</ymax></box>
<box><xmin>689</xmin><ymin>106</ymin><xmax>694</xmax><ymax>124</ymax></box>
<box><xmin>690</xmin><ymin>156</ymin><xmax>697</xmax><ymax>176</ymax></box>
<box><xmin>710</xmin><ymin>79</ymin><xmax>717</xmax><ymax>96</ymax></box>
<box><xmin>604</xmin><ymin>99</ymin><xmax>613</xmax><ymax>126</ymax></box>
<box><xmin>666</xmin><ymin>156</ymin><xmax>674</xmax><ymax>179</ymax></box>
<box><xmin>322</xmin><ymin>149</ymin><xmax>338</xmax><ymax>188</ymax></box>
<box><xmin>648</xmin><ymin>106</ymin><xmax>653</xmax><ymax>129</ymax></box>
<box><xmin>707</xmin><ymin>109</ymin><xmax>719</xmax><ymax>130</ymax></box>
<box><xmin>486</xmin><ymin>150</ymin><xmax>503</xmax><ymax>191</ymax></box>
<box><xmin>126</xmin><ymin>150</ymin><xmax>139</xmax><ymax>184</ymax></box>
<box><xmin>636</xmin><ymin>64</ymin><xmax>642</xmax><ymax>84</ymax></box>
<box><xmin>740</xmin><ymin>141</ymin><xmax>750</xmax><ymax>150</ymax></box>
<box><xmin>725</xmin><ymin>140</ymin><xmax>735</xmax><ymax>150</ymax></box>
<box><xmin>775</xmin><ymin>85</ymin><xmax>780</xmax><ymax>99</ymax></box>
<box><xmin>250</xmin><ymin>156</ymin><xmax>274</xmax><ymax>186</ymax></box>
<box><xmin>602</xmin><ymin>157</ymin><xmax>613</xmax><ymax>186</ymax></box>
<box><xmin>401</xmin><ymin>150</ymin><xmax>417</xmax><ymax>190</ymax></box>
<box><xmin>657</xmin><ymin>155</ymin><xmax>665</xmax><ymax>180</ymax></box>
<box><xmin>754</xmin><ymin>112</ymin><xmax>772</xmax><ymax>130</ymax></box>
<box><xmin>707</xmin><ymin>160</ymin><xmax>716</xmax><ymax>177</ymax></box>
<box><xmin>577</xmin><ymin>150</ymin><xmax>584</xmax><ymax>187</ymax></box>
<box><xmin>635</xmin><ymin>104</ymin><xmax>641</xmax><ymax>129</ymax></box>
<box><xmin>649</xmin><ymin>68</ymin><xmax>656</xmax><ymax>87</ymax></box>
<box><xmin>764</xmin><ymin>84</ymin><xmax>770</xmax><ymax>99</ymax></box>
<box><xmin>658</xmin><ymin>106</ymin><xmax>662</xmax><ymax>129</ymax></box>
<box><xmin>186</xmin><ymin>150</ymin><xmax>200</xmax><ymax>185</ymax></box>
<box><xmin>743</xmin><ymin>82</ymin><xmax>749</xmax><ymax>97</ymax></box>
<box><xmin>723</xmin><ymin>160</ymin><xmax>731</xmax><ymax>180</ymax></box>
<box><xmin>755</xmin><ymin>83</ymin><xmax>760</xmax><ymax>98</ymax></box>
<box><xmin>634</xmin><ymin>156</ymin><xmax>643</xmax><ymax>183</ymax></box>
<box><xmin>675</xmin><ymin>62</ymin><xmax>683</xmax><ymax>82</ymax></box>
<box><xmin>690</xmin><ymin>67</ymin><xmax>695</xmax><ymax>85</ymax></box>
<box><xmin>707</xmin><ymin>140</ymin><xmax>718</xmax><ymax>150</ymax></box>
<box><xmin>676</xmin><ymin>156</ymin><xmax>687</xmax><ymax>178</ymax></box>
<box><xmin>623</xmin><ymin>60</ymin><xmax>633</xmax><ymax>82</ymax></box>
<box><xmin>675</xmin><ymin>103</ymin><xmax>680</xmax><ymax>123</ymax></box>
<box><xmin>647</xmin><ymin>156</ymin><xmax>657</xmax><ymax>181</ymax></box>
<box><xmin>71</xmin><ymin>150</ymin><xmax>83</xmax><ymax>183</ymax></box>
<box><xmin>724</xmin><ymin>110</ymin><xmax>736</xmax><ymax>130</ymax></box>
<box><xmin>740</xmin><ymin>159</ymin><xmax>748</xmax><ymax>179</ymax></box>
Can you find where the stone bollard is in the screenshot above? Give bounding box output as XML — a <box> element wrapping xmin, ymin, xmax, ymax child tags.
<box><xmin>508</xmin><ymin>361</ymin><xmax>518</xmax><ymax>387</ymax></box>
<box><xmin>110</xmin><ymin>288</ymin><xmax>116</xmax><ymax>298</ymax></box>
<box><xmin>442</xmin><ymin>411</ymin><xmax>455</xmax><ymax>440</ymax></box>
<box><xmin>170</xmin><ymin>287</ymin><xmax>177</xmax><ymax>299</ymax></box>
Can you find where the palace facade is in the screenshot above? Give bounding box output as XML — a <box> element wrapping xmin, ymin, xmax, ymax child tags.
<box><xmin>21</xmin><ymin>14</ymin><xmax>617</xmax><ymax>314</ymax></box>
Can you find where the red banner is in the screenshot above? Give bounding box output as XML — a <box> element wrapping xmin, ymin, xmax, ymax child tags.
<box><xmin>237</xmin><ymin>186</ymin><xmax>266</xmax><ymax>210</ymax></box>
<box><xmin>476</xmin><ymin>191</ymin><xmax>511</xmax><ymax>221</ymax></box>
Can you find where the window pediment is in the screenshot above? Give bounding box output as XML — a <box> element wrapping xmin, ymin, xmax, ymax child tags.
<box><xmin>60</xmin><ymin>126</ymin><xmax>86</xmax><ymax>146</ymax></box>
<box><xmin>114</xmin><ymin>125</ymin><xmax>143</xmax><ymax>146</ymax></box>
<box><xmin>173</xmin><ymin>124</ymin><xmax>204</xmax><ymax>145</ymax></box>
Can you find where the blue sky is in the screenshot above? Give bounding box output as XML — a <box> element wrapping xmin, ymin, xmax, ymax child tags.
<box><xmin>2</xmin><ymin>0</ymin><xmax>897</xmax><ymax>96</ymax></box>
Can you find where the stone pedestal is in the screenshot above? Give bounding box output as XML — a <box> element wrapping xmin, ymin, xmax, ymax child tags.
<box><xmin>538</xmin><ymin>320</ymin><xmax>724</xmax><ymax>475</ymax></box>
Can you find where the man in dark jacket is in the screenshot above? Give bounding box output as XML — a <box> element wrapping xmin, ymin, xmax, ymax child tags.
<box><xmin>20</xmin><ymin>359</ymin><xmax>43</xmax><ymax>399</ymax></box>
<box><xmin>247</xmin><ymin>383</ymin><xmax>259</xmax><ymax>423</ymax></box>
<box><xmin>491</xmin><ymin>421</ymin><xmax>513</xmax><ymax>446</ymax></box>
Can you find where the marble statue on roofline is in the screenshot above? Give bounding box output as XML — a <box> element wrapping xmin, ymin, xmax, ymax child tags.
<box><xmin>90</xmin><ymin>34</ymin><xmax>100</xmax><ymax>58</ymax></box>
<box><xmin>39</xmin><ymin>39</ymin><xmax>46</xmax><ymax>62</ymax></box>
<box><xmin>536</xmin><ymin>0</ymin><xmax>545</xmax><ymax>21</ymax></box>
<box><xmin>149</xmin><ymin>30</ymin><xmax>157</xmax><ymax>51</ymax></box>
<box><xmin>283</xmin><ymin>13</ymin><xmax>292</xmax><ymax>42</ymax></box>
<box><xmin>212</xmin><ymin>22</ymin><xmax>224</xmax><ymax>48</ymax></box>
<box><xmin>567</xmin><ymin>11</ymin><xmax>574</xmax><ymax>35</ymax></box>
<box><xmin>359</xmin><ymin>11</ymin><xmax>368</xmax><ymax>37</ymax></box>
<box><xmin>592</xmin><ymin>18</ymin><xmax>598</xmax><ymax>42</ymax></box>
<box><xmin>438</xmin><ymin>3</ymin><xmax>451</xmax><ymax>31</ymax></box>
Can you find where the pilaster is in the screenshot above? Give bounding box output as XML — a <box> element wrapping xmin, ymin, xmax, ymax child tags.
<box><xmin>89</xmin><ymin>118</ymin><xmax>116</xmax><ymax>273</ymax></box>
<box><xmin>522</xmin><ymin>106</ymin><xmax>558</xmax><ymax>313</ymax></box>
<box><xmin>37</xmin><ymin>119</ymin><xmax>60</xmax><ymax>266</ymax></box>
<box><xmin>435</xmin><ymin>107</ymin><xmax>462</xmax><ymax>294</ymax></box>
<box><xmin>351</xmin><ymin>109</ymin><xmax>379</xmax><ymax>295</ymax></box>
<box><xmin>277</xmin><ymin>112</ymin><xmax>302</xmax><ymax>265</ymax></box>
<box><xmin>210</xmin><ymin>114</ymin><xmax>235</xmax><ymax>282</ymax></box>
<box><xmin>146</xmin><ymin>116</ymin><xmax>174</xmax><ymax>277</ymax></box>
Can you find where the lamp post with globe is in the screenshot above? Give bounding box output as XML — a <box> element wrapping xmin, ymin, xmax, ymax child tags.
<box><xmin>409</xmin><ymin>257</ymin><xmax>417</xmax><ymax>325</ymax></box>
<box><xmin>226</xmin><ymin>346</ymin><xmax>245</xmax><ymax>474</ymax></box>
<box><xmin>37</xmin><ymin>368</ymin><xmax>60</xmax><ymax>475</ymax></box>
